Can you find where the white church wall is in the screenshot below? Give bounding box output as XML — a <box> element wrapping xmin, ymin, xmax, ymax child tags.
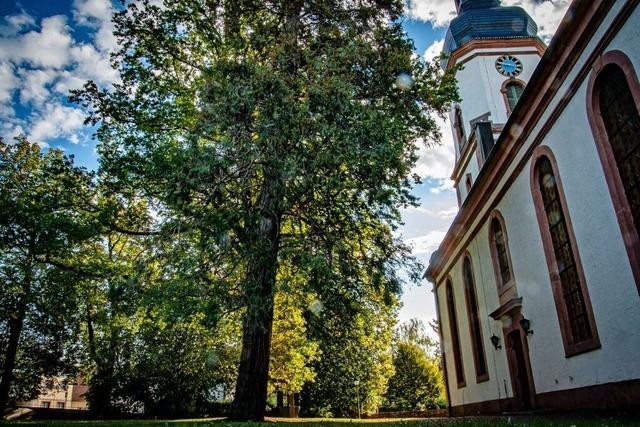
<box><xmin>434</xmin><ymin>0</ymin><xmax>640</xmax><ymax>410</ymax></box>
<box><xmin>438</xmin><ymin>231</ymin><xmax>517</xmax><ymax>408</ymax></box>
<box><xmin>520</xmin><ymin>1</ymin><xmax>640</xmax><ymax>394</ymax></box>
<box><xmin>455</xmin><ymin>60</ymin><xmax>488</xmax><ymax>138</ymax></box>
<box><xmin>480</xmin><ymin>0</ymin><xmax>640</xmax><ymax>396</ymax></box>
<box><xmin>454</xmin><ymin>50</ymin><xmax>542</xmax><ymax>138</ymax></box>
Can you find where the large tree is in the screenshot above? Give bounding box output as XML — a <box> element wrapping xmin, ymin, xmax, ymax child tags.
<box><xmin>74</xmin><ymin>0</ymin><xmax>456</xmax><ymax>419</ymax></box>
<box><xmin>0</xmin><ymin>138</ymin><xmax>95</xmax><ymax>413</ymax></box>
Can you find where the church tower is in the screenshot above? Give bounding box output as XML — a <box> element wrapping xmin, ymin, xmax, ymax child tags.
<box><xmin>445</xmin><ymin>0</ymin><xmax>546</xmax><ymax>205</ymax></box>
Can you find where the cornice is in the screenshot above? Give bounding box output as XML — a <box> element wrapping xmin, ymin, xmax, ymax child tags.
<box><xmin>446</xmin><ymin>38</ymin><xmax>547</xmax><ymax>70</ymax></box>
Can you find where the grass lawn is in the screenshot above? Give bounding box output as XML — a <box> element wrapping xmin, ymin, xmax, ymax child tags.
<box><xmin>2</xmin><ymin>415</ymin><xmax>640</xmax><ymax>427</ymax></box>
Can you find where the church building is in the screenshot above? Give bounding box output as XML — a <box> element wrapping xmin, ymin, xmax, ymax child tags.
<box><xmin>425</xmin><ymin>0</ymin><xmax>640</xmax><ymax>415</ymax></box>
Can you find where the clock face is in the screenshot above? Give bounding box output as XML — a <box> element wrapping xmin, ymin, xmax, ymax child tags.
<box><xmin>496</xmin><ymin>55</ymin><xmax>523</xmax><ymax>77</ymax></box>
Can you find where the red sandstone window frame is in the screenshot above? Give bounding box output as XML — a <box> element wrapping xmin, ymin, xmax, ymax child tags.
<box><xmin>445</xmin><ymin>278</ymin><xmax>466</xmax><ymax>388</ymax></box>
<box><xmin>530</xmin><ymin>146</ymin><xmax>600</xmax><ymax>357</ymax></box>
<box><xmin>501</xmin><ymin>78</ymin><xmax>526</xmax><ymax>116</ymax></box>
<box><xmin>586</xmin><ymin>50</ymin><xmax>640</xmax><ymax>296</ymax></box>
<box><xmin>488</xmin><ymin>210</ymin><xmax>517</xmax><ymax>301</ymax></box>
<box><xmin>462</xmin><ymin>253</ymin><xmax>489</xmax><ymax>383</ymax></box>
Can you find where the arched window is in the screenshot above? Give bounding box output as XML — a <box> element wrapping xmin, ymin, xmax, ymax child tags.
<box><xmin>531</xmin><ymin>151</ymin><xmax>600</xmax><ymax>356</ymax></box>
<box><xmin>445</xmin><ymin>279</ymin><xmax>465</xmax><ymax>387</ymax></box>
<box><xmin>598</xmin><ymin>67</ymin><xmax>640</xmax><ymax>227</ymax></box>
<box><xmin>463</xmin><ymin>256</ymin><xmax>488</xmax><ymax>382</ymax></box>
<box><xmin>588</xmin><ymin>51</ymin><xmax>640</xmax><ymax>294</ymax></box>
<box><xmin>502</xmin><ymin>80</ymin><xmax>525</xmax><ymax>115</ymax></box>
<box><xmin>598</xmin><ymin>66</ymin><xmax>640</xmax><ymax>248</ymax></box>
<box><xmin>489</xmin><ymin>214</ymin><xmax>514</xmax><ymax>294</ymax></box>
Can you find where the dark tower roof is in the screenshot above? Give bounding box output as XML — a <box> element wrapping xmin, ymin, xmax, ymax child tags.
<box><xmin>444</xmin><ymin>0</ymin><xmax>539</xmax><ymax>55</ymax></box>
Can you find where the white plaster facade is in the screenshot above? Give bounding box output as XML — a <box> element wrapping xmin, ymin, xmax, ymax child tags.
<box><xmin>450</xmin><ymin>47</ymin><xmax>543</xmax><ymax>205</ymax></box>
<box><xmin>428</xmin><ymin>0</ymin><xmax>640</xmax><ymax>414</ymax></box>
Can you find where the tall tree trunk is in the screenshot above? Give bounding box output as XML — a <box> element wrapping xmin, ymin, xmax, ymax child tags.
<box><xmin>230</xmin><ymin>1</ymin><xmax>300</xmax><ymax>418</ymax></box>
<box><xmin>86</xmin><ymin>306</ymin><xmax>96</xmax><ymax>361</ymax></box>
<box><xmin>86</xmin><ymin>302</ymin><xmax>118</xmax><ymax>417</ymax></box>
<box><xmin>230</xmin><ymin>177</ymin><xmax>282</xmax><ymax>421</ymax></box>
<box><xmin>0</xmin><ymin>311</ymin><xmax>24</xmax><ymax>415</ymax></box>
<box><xmin>287</xmin><ymin>392</ymin><xmax>296</xmax><ymax>418</ymax></box>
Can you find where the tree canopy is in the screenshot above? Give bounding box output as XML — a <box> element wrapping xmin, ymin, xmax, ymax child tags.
<box><xmin>0</xmin><ymin>139</ymin><xmax>96</xmax><ymax>413</ymax></box>
<box><xmin>0</xmin><ymin>0</ymin><xmax>457</xmax><ymax>421</ymax></box>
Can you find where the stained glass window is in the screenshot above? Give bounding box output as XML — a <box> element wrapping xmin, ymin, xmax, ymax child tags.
<box><xmin>446</xmin><ymin>280</ymin><xmax>465</xmax><ymax>386</ymax></box>
<box><xmin>491</xmin><ymin>218</ymin><xmax>512</xmax><ymax>287</ymax></box>
<box><xmin>506</xmin><ymin>83</ymin><xmax>524</xmax><ymax>113</ymax></box>
<box><xmin>598</xmin><ymin>66</ymin><xmax>640</xmax><ymax>235</ymax></box>
<box><xmin>463</xmin><ymin>258</ymin><xmax>488</xmax><ymax>380</ymax></box>
<box><xmin>537</xmin><ymin>157</ymin><xmax>593</xmax><ymax>344</ymax></box>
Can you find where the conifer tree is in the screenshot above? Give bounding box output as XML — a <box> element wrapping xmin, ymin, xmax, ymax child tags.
<box><xmin>73</xmin><ymin>0</ymin><xmax>457</xmax><ymax>419</ymax></box>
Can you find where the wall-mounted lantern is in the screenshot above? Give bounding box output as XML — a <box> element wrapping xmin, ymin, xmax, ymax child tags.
<box><xmin>490</xmin><ymin>334</ymin><xmax>502</xmax><ymax>350</ymax></box>
<box><xmin>520</xmin><ymin>318</ymin><xmax>534</xmax><ymax>335</ymax></box>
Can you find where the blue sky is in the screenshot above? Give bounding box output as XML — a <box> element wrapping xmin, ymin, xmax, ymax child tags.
<box><xmin>0</xmin><ymin>0</ymin><xmax>571</xmax><ymax>329</ymax></box>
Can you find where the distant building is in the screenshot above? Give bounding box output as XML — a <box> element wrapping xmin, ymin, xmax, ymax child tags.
<box><xmin>18</xmin><ymin>377</ymin><xmax>88</xmax><ymax>410</ymax></box>
<box><xmin>426</xmin><ymin>0</ymin><xmax>640</xmax><ymax>415</ymax></box>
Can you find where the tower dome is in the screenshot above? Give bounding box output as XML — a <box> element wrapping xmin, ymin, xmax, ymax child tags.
<box><xmin>444</xmin><ymin>0</ymin><xmax>539</xmax><ymax>55</ymax></box>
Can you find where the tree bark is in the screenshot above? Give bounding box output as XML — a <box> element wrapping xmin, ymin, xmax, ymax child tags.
<box><xmin>229</xmin><ymin>177</ymin><xmax>282</xmax><ymax>421</ymax></box>
<box><xmin>0</xmin><ymin>311</ymin><xmax>25</xmax><ymax>415</ymax></box>
<box><xmin>86</xmin><ymin>301</ymin><xmax>118</xmax><ymax>417</ymax></box>
<box><xmin>229</xmin><ymin>0</ymin><xmax>301</xmax><ymax>419</ymax></box>
<box><xmin>287</xmin><ymin>392</ymin><xmax>296</xmax><ymax>418</ymax></box>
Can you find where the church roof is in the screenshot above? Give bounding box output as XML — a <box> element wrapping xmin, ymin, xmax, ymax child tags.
<box><xmin>444</xmin><ymin>0</ymin><xmax>539</xmax><ymax>54</ymax></box>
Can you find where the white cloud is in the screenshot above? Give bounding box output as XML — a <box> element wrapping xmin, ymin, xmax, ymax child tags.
<box><xmin>0</xmin><ymin>12</ymin><xmax>36</xmax><ymax>36</ymax></box>
<box><xmin>0</xmin><ymin>3</ymin><xmax>121</xmax><ymax>148</ymax></box>
<box><xmin>435</xmin><ymin>206</ymin><xmax>458</xmax><ymax>219</ymax></box>
<box><xmin>8</xmin><ymin>43</ymin><xmax>117</xmax><ymax>108</ymax></box>
<box><xmin>52</xmin><ymin>71</ymin><xmax>86</xmax><ymax>95</ymax></box>
<box><xmin>27</xmin><ymin>103</ymin><xmax>86</xmax><ymax>145</ymax></box>
<box><xmin>70</xmin><ymin>43</ymin><xmax>119</xmax><ymax>86</ymax></box>
<box><xmin>404</xmin><ymin>230</ymin><xmax>448</xmax><ymax>255</ymax></box>
<box><xmin>18</xmin><ymin>68</ymin><xmax>58</xmax><ymax>105</ymax></box>
<box><xmin>412</xmin><ymin>115</ymin><xmax>455</xmax><ymax>182</ymax></box>
<box><xmin>0</xmin><ymin>15</ymin><xmax>73</xmax><ymax>69</ymax></box>
<box><xmin>402</xmin><ymin>204</ymin><xmax>458</xmax><ymax>219</ymax></box>
<box><xmin>0</xmin><ymin>122</ymin><xmax>25</xmax><ymax>144</ymax></box>
<box><xmin>405</xmin><ymin>0</ymin><xmax>456</xmax><ymax>27</ymax></box>
<box><xmin>0</xmin><ymin>61</ymin><xmax>19</xmax><ymax>103</ymax></box>
<box><xmin>503</xmin><ymin>0</ymin><xmax>571</xmax><ymax>42</ymax></box>
<box><xmin>73</xmin><ymin>0</ymin><xmax>113</xmax><ymax>24</ymax></box>
<box><xmin>73</xmin><ymin>0</ymin><xmax>118</xmax><ymax>53</ymax></box>
<box><xmin>94</xmin><ymin>19</ymin><xmax>118</xmax><ymax>52</ymax></box>
<box><xmin>429</xmin><ymin>178</ymin><xmax>455</xmax><ymax>194</ymax></box>
<box><xmin>405</xmin><ymin>0</ymin><xmax>571</xmax><ymax>42</ymax></box>
<box><xmin>424</xmin><ymin>38</ymin><xmax>445</xmax><ymax>63</ymax></box>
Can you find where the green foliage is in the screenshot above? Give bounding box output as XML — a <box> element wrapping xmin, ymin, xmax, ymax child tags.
<box><xmin>395</xmin><ymin>318</ymin><xmax>440</xmax><ymax>359</ymax></box>
<box><xmin>269</xmin><ymin>290</ymin><xmax>320</xmax><ymax>396</ymax></box>
<box><xmin>75</xmin><ymin>194</ymin><xmax>242</xmax><ymax>417</ymax></box>
<box><xmin>301</xmin><ymin>292</ymin><xmax>397</xmax><ymax>417</ymax></box>
<box><xmin>72</xmin><ymin>0</ymin><xmax>457</xmax><ymax>418</ymax></box>
<box><xmin>0</xmin><ymin>138</ymin><xmax>96</xmax><ymax>408</ymax></box>
<box><xmin>383</xmin><ymin>341</ymin><xmax>443</xmax><ymax>411</ymax></box>
<box><xmin>380</xmin><ymin>319</ymin><xmax>445</xmax><ymax>412</ymax></box>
